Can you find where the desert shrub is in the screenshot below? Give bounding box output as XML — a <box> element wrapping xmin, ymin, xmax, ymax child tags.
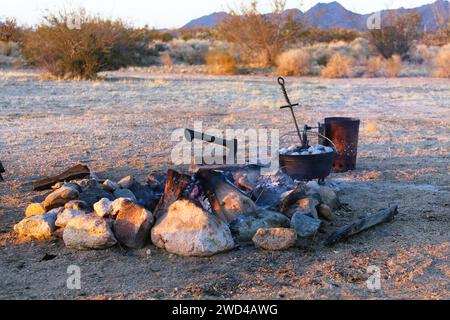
<box><xmin>385</xmin><ymin>55</ymin><xmax>402</xmax><ymax>77</ymax></box>
<box><xmin>369</xmin><ymin>12</ymin><xmax>422</xmax><ymax>59</ymax></box>
<box><xmin>179</xmin><ymin>27</ymin><xmax>217</xmax><ymax>41</ymax></box>
<box><xmin>206</xmin><ymin>49</ymin><xmax>237</xmax><ymax>75</ymax></box>
<box><xmin>408</xmin><ymin>44</ymin><xmax>436</xmax><ymax>64</ymax></box>
<box><xmin>434</xmin><ymin>44</ymin><xmax>450</xmax><ymax>77</ymax></box>
<box><xmin>276</xmin><ymin>49</ymin><xmax>311</xmax><ymax>76</ymax></box>
<box><xmin>303</xmin><ymin>27</ymin><xmax>360</xmax><ymax>44</ymax></box>
<box><xmin>366</xmin><ymin>56</ymin><xmax>385</xmax><ymax>76</ymax></box>
<box><xmin>350</xmin><ymin>38</ymin><xmax>371</xmax><ymax>57</ymax></box>
<box><xmin>0</xmin><ymin>18</ymin><xmax>22</xmax><ymax>42</ymax></box>
<box><xmin>0</xmin><ymin>41</ymin><xmax>13</xmax><ymax>56</ymax></box>
<box><xmin>320</xmin><ymin>53</ymin><xmax>352</xmax><ymax>78</ymax></box>
<box><xmin>21</xmin><ymin>10</ymin><xmax>150</xmax><ymax>79</ymax></box>
<box><xmin>168</xmin><ymin>39</ymin><xmax>209</xmax><ymax>65</ymax></box>
<box><xmin>217</xmin><ymin>0</ymin><xmax>304</xmax><ymax>66</ymax></box>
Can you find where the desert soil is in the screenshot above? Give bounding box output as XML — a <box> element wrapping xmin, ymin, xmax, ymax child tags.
<box><xmin>0</xmin><ymin>69</ymin><xmax>449</xmax><ymax>300</ymax></box>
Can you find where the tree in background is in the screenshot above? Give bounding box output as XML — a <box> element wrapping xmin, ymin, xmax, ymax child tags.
<box><xmin>217</xmin><ymin>0</ymin><xmax>304</xmax><ymax>67</ymax></box>
<box><xmin>369</xmin><ymin>12</ymin><xmax>422</xmax><ymax>59</ymax></box>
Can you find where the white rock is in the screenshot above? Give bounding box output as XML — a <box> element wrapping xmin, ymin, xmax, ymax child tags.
<box><xmin>117</xmin><ymin>176</ymin><xmax>134</xmax><ymax>189</ymax></box>
<box><xmin>102</xmin><ymin>179</ymin><xmax>119</xmax><ymax>192</ymax></box>
<box><xmin>43</xmin><ymin>186</ymin><xmax>79</xmax><ymax>211</ymax></box>
<box><xmin>25</xmin><ymin>203</ymin><xmax>46</xmax><ymax>217</ymax></box>
<box><xmin>151</xmin><ymin>199</ymin><xmax>235</xmax><ymax>257</ymax></box>
<box><xmin>111</xmin><ymin>198</ymin><xmax>129</xmax><ymax>217</ymax></box>
<box><xmin>14</xmin><ymin>212</ymin><xmax>57</xmax><ymax>239</ymax></box>
<box><xmin>55</xmin><ymin>208</ymin><xmax>85</xmax><ymax>228</ymax></box>
<box><xmin>93</xmin><ymin>198</ymin><xmax>113</xmax><ymax>217</ymax></box>
<box><xmin>63</xmin><ymin>215</ymin><xmax>117</xmax><ymax>250</ymax></box>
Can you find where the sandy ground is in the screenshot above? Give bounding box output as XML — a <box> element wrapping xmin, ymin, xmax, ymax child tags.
<box><xmin>0</xmin><ymin>68</ymin><xmax>449</xmax><ymax>300</ymax></box>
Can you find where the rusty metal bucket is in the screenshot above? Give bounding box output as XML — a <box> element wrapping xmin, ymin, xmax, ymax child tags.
<box><xmin>319</xmin><ymin>117</ymin><xmax>360</xmax><ymax>173</ymax></box>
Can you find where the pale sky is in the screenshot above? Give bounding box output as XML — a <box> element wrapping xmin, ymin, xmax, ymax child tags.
<box><xmin>0</xmin><ymin>0</ymin><xmax>440</xmax><ymax>28</ymax></box>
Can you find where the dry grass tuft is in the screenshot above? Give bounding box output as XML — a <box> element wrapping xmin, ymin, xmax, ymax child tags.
<box><xmin>160</xmin><ymin>52</ymin><xmax>173</xmax><ymax>68</ymax></box>
<box><xmin>206</xmin><ymin>50</ymin><xmax>237</xmax><ymax>75</ymax></box>
<box><xmin>321</xmin><ymin>53</ymin><xmax>352</xmax><ymax>78</ymax></box>
<box><xmin>434</xmin><ymin>45</ymin><xmax>450</xmax><ymax>78</ymax></box>
<box><xmin>385</xmin><ymin>55</ymin><xmax>402</xmax><ymax>77</ymax></box>
<box><xmin>276</xmin><ymin>49</ymin><xmax>311</xmax><ymax>76</ymax></box>
<box><xmin>366</xmin><ymin>56</ymin><xmax>384</xmax><ymax>77</ymax></box>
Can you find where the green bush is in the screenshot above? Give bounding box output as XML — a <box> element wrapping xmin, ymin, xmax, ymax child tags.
<box><xmin>21</xmin><ymin>10</ymin><xmax>152</xmax><ymax>79</ymax></box>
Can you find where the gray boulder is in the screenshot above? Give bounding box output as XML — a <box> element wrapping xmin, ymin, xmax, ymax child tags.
<box><xmin>252</xmin><ymin>227</ymin><xmax>297</xmax><ymax>251</ymax></box>
<box><xmin>290</xmin><ymin>213</ymin><xmax>322</xmax><ymax>238</ymax></box>
<box><xmin>78</xmin><ymin>186</ymin><xmax>114</xmax><ymax>210</ymax></box>
<box><xmin>317</xmin><ymin>204</ymin><xmax>335</xmax><ymax>221</ymax></box>
<box><xmin>113</xmin><ymin>189</ymin><xmax>137</xmax><ymax>202</ymax></box>
<box><xmin>229</xmin><ymin>209</ymin><xmax>290</xmax><ymax>242</ymax></box>
<box><xmin>319</xmin><ymin>186</ymin><xmax>340</xmax><ymax>209</ymax></box>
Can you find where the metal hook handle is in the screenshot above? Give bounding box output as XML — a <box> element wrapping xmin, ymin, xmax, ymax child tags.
<box><xmin>277</xmin><ymin>77</ymin><xmax>285</xmax><ymax>86</ymax></box>
<box><xmin>278</xmin><ymin>76</ymin><xmax>292</xmax><ymax>106</ymax></box>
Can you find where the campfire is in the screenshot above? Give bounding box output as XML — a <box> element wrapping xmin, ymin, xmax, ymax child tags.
<box><xmin>12</xmin><ymin>162</ymin><xmax>398</xmax><ymax>256</ymax></box>
<box><xmin>11</xmin><ymin>77</ymin><xmax>399</xmax><ymax>256</ymax></box>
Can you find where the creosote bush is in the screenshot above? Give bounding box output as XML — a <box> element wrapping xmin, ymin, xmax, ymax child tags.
<box><xmin>320</xmin><ymin>53</ymin><xmax>352</xmax><ymax>78</ymax></box>
<box><xmin>168</xmin><ymin>39</ymin><xmax>209</xmax><ymax>65</ymax></box>
<box><xmin>218</xmin><ymin>0</ymin><xmax>304</xmax><ymax>67</ymax></box>
<box><xmin>368</xmin><ymin>12</ymin><xmax>422</xmax><ymax>59</ymax></box>
<box><xmin>21</xmin><ymin>10</ymin><xmax>150</xmax><ymax>79</ymax></box>
<box><xmin>276</xmin><ymin>49</ymin><xmax>310</xmax><ymax>76</ymax></box>
<box><xmin>206</xmin><ymin>50</ymin><xmax>237</xmax><ymax>75</ymax></box>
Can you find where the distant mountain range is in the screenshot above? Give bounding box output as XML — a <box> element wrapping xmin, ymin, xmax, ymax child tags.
<box><xmin>183</xmin><ymin>0</ymin><xmax>449</xmax><ymax>32</ymax></box>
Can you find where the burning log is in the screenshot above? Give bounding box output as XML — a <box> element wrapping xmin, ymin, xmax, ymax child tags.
<box><xmin>153</xmin><ymin>169</ymin><xmax>192</xmax><ymax>220</ymax></box>
<box><xmin>325</xmin><ymin>206</ymin><xmax>399</xmax><ymax>246</ymax></box>
<box><xmin>278</xmin><ymin>184</ymin><xmax>308</xmax><ymax>214</ymax></box>
<box><xmin>32</xmin><ymin>164</ymin><xmax>90</xmax><ymax>191</ymax></box>
<box><xmin>196</xmin><ymin>169</ymin><xmax>256</xmax><ymax>223</ymax></box>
